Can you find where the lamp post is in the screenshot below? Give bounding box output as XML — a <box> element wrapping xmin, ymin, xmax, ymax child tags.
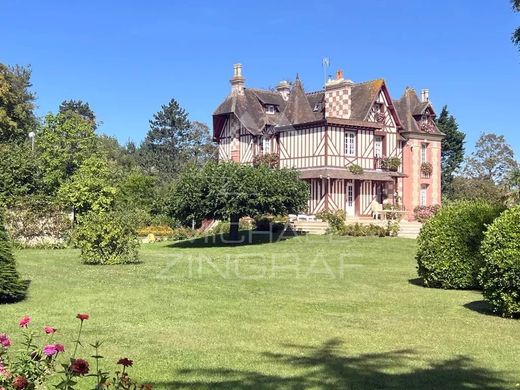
<box><xmin>28</xmin><ymin>131</ymin><xmax>35</xmax><ymax>153</ymax></box>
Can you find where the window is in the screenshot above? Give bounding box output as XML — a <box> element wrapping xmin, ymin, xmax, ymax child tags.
<box><xmin>262</xmin><ymin>137</ymin><xmax>271</xmax><ymax>154</ymax></box>
<box><xmin>420</xmin><ymin>184</ymin><xmax>428</xmax><ymax>206</ymax></box>
<box><xmin>265</xmin><ymin>105</ymin><xmax>276</xmax><ymax>114</ymax></box>
<box><xmin>421</xmin><ymin>143</ymin><xmax>428</xmax><ymax>164</ymax></box>
<box><xmin>345</xmin><ymin>132</ymin><xmax>356</xmax><ymax>156</ymax></box>
<box><xmin>374</xmin><ymin>136</ymin><xmax>383</xmax><ymax>158</ymax></box>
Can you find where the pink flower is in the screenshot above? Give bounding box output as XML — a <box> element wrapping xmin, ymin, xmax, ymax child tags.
<box><xmin>0</xmin><ymin>360</ymin><xmax>11</xmax><ymax>378</ymax></box>
<box><xmin>42</xmin><ymin>344</ymin><xmax>58</xmax><ymax>356</ymax></box>
<box><xmin>0</xmin><ymin>334</ymin><xmax>11</xmax><ymax>348</ymax></box>
<box><xmin>76</xmin><ymin>313</ymin><xmax>89</xmax><ymax>321</ymax></box>
<box><xmin>54</xmin><ymin>344</ymin><xmax>65</xmax><ymax>352</ymax></box>
<box><xmin>18</xmin><ymin>316</ymin><xmax>31</xmax><ymax>328</ymax></box>
<box><xmin>43</xmin><ymin>326</ymin><xmax>56</xmax><ymax>334</ymax></box>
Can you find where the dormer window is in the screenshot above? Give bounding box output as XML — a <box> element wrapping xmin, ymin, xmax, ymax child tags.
<box><xmin>313</xmin><ymin>103</ymin><xmax>322</xmax><ymax>112</ymax></box>
<box><xmin>265</xmin><ymin>105</ymin><xmax>276</xmax><ymax>114</ymax></box>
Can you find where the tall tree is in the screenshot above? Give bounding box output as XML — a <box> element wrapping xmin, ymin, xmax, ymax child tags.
<box><xmin>139</xmin><ymin>99</ymin><xmax>215</xmax><ymax>181</ymax></box>
<box><xmin>464</xmin><ymin>132</ymin><xmax>518</xmax><ymax>185</ymax></box>
<box><xmin>59</xmin><ymin>99</ymin><xmax>97</xmax><ymax>129</ymax></box>
<box><xmin>0</xmin><ymin>143</ymin><xmax>40</xmax><ymax>203</ymax></box>
<box><xmin>436</xmin><ymin>106</ymin><xmax>465</xmax><ymax>197</ymax></box>
<box><xmin>36</xmin><ymin>112</ymin><xmax>98</xmax><ymax>194</ymax></box>
<box><xmin>170</xmin><ymin>162</ymin><xmax>309</xmax><ymax>241</ymax></box>
<box><xmin>0</xmin><ymin>64</ymin><xmax>36</xmax><ymax>143</ymax></box>
<box><xmin>139</xmin><ymin>98</ymin><xmax>191</xmax><ymax>180</ymax></box>
<box><xmin>512</xmin><ymin>0</ymin><xmax>520</xmax><ymax>48</ymax></box>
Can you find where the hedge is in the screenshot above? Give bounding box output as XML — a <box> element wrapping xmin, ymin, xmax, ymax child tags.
<box><xmin>416</xmin><ymin>200</ymin><xmax>503</xmax><ymax>289</ymax></box>
<box><xmin>479</xmin><ymin>206</ymin><xmax>520</xmax><ymax>317</ymax></box>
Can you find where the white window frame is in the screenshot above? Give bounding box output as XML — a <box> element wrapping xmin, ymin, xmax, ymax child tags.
<box><xmin>345</xmin><ymin>131</ymin><xmax>356</xmax><ymax>156</ymax></box>
<box><xmin>421</xmin><ymin>143</ymin><xmax>428</xmax><ymax>164</ymax></box>
<box><xmin>265</xmin><ymin>105</ymin><xmax>276</xmax><ymax>114</ymax></box>
<box><xmin>420</xmin><ymin>184</ymin><xmax>428</xmax><ymax>206</ymax></box>
<box><xmin>262</xmin><ymin>137</ymin><xmax>271</xmax><ymax>154</ymax></box>
<box><xmin>374</xmin><ymin>136</ymin><xmax>383</xmax><ymax>158</ymax></box>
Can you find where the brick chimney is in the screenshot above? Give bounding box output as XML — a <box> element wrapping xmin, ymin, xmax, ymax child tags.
<box><xmin>230</xmin><ymin>63</ymin><xmax>245</xmax><ymax>95</ymax></box>
<box><xmin>325</xmin><ymin>68</ymin><xmax>353</xmax><ymax>119</ymax></box>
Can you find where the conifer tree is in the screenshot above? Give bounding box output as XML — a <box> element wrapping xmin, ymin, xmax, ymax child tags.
<box><xmin>0</xmin><ymin>210</ymin><xmax>27</xmax><ymax>303</ymax></box>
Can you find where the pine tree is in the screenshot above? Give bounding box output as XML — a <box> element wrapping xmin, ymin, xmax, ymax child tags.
<box><xmin>0</xmin><ymin>210</ymin><xmax>27</xmax><ymax>303</ymax></box>
<box><xmin>436</xmin><ymin>106</ymin><xmax>465</xmax><ymax>197</ymax></box>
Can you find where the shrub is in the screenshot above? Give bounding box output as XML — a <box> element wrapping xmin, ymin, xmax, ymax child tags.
<box><xmin>73</xmin><ymin>211</ymin><xmax>140</xmax><ymax>265</ymax></box>
<box><xmin>479</xmin><ymin>206</ymin><xmax>520</xmax><ymax>317</ymax></box>
<box><xmin>171</xmin><ymin>227</ymin><xmax>198</xmax><ymax>241</ymax></box>
<box><xmin>254</xmin><ymin>215</ymin><xmax>287</xmax><ymax>232</ymax></box>
<box><xmin>413</xmin><ymin>204</ymin><xmax>441</xmax><ymax>222</ymax></box>
<box><xmin>341</xmin><ymin>223</ymin><xmax>388</xmax><ymax>237</ymax></box>
<box><xmin>347</xmin><ymin>164</ymin><xmax>364</xmax><ymax>175</ymax></box>
<box><xmin>316</xmin><ymin>210</ymin><xmax>346</xmax><ymax>235</ymax></box>
<box><xmin>416</xmin><ymin>200</ymin><xmax>503</xmax><ymax>289</ymax></box>
<box><xmin>137</xmin><ymin>224</ymin><xmax>174</xmax><ymax>237</ymax></box>
<box><xmin>0</xmin><ymin>211</ymin><xmax>27</xmax><ymax>303</ymax></box>
<box><xmin>210</xmin><ymin>219</ymin><xmax>252</xmax><ymax>235</ymax></box>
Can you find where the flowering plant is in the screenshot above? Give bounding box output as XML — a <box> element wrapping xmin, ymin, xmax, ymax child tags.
<box><xmin>0</xmin><ymin>315</ymin><xmax>150</xmax><ymax>390</ymax></box>
<box><xmin>413</xmin><ymin>204</ymin><xmax>441</xmax><ymax>222</ymax></box>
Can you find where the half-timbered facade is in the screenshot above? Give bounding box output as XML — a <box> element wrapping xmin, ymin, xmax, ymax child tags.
<box><xmin>213</xmin><ymin>64</ymin><xmax>443</xmax><ymax>220</ymax></box>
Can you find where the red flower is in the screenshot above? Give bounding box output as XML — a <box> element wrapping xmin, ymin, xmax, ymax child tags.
<box><xmin>43</xmin><ymin>326</ymin><xmax>56</xmax><ymax>334</ymax></box>
<box><xmin>70</xmin><ymin>359</ymin><xmax>89</xmax><ymax>376</ymax></box>
<box><xmin>117</xmin><ymin>357</ymin><xmax>133</xmax><ymax>367</ymax></box>
<box><xmin>18</xmin><ymin>316</ymin><xmax>31</xmax><ymax>328</ymax></box>
<box><xmin>12</xmin><ymin>376</ymin><xmax>28</xmax><ymax>390</ymax></box>
<box><xmin>54</xmin><ymin>343</ymin><xmax>65</xmax><ymax>352</ymax></box>
<box><xmin>76</xmin><ymin>313</ymin><xmax>89</xmax><ymax>321</ymax></box>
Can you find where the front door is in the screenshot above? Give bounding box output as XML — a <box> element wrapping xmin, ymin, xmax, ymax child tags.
<box><xmin>346</xmin><ymin>181</ymin><xmax>355</xmax><ymax>216</ymax></box>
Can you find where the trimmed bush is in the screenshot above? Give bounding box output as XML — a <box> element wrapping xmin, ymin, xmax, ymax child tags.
<box><xmin>74</xmin><ymin>211</ymin><xmax>140</xmax><ymax>265</ymax></box>
<box><xmin>416</xmin><ymin>200</ymin><xmax>503</xmax><ymax>289</ymax></box>
<box><xmin>0</xmin><ymin>210</ymin><xmax>27</xmax><ymax>303</ymax></box>
<box><xmin>479</xmin><ymin>206</ymin><xmax>520</xmax><ymax>317</ymax></box>
<box><xmin>316</xmin><ymin>209</ymin><xmax>346</xmax><ymax>235</ymax></box>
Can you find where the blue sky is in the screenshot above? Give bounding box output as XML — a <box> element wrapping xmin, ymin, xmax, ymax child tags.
<box><xmin>2</xmin><ymin>0</ymin><xmax>519</xmax><ymax>155</ymax></box>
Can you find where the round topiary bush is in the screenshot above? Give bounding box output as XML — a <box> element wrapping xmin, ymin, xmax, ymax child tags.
<box><xmin>74</xmin><ymin>210</ymin><xmax>140</xmax><ymax>265</ymax></box>
<box><xmin>416</xmin><ymin>200</ymin><xmax>503</xmax><ymax>289</ymax></box>
<box><xmin>0</xmin><ymin>210</ymin><xmax>27</xmax><ymax>303</ymax></box>
<box><xmin>479</xmin><ymin>206</ymin><xmax>520</xmax><ymax>317</ymax></box>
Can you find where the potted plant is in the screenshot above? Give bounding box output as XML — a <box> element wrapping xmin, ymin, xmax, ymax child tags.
<box><xmin>381</xmin><ymin>157</ymin><xmax>401</xmax><ymax>172</ymax></box>
<box><xmin>347</xmin><ymin>164</ymin><xmax>364</xmax><ymax>175</ymax></box>
<box><xmin>421</xmin><ymin>162</ymin><xmax>433</xmax><ymax>176</ymax></box>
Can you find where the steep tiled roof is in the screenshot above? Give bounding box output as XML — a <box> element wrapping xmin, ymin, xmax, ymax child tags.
<box><xmin>350</xmin><ymin>79</ymin><xmax>384</xmax><ymax>121</ymax></box>
<box><xmin>393</xmin><ymin>88</ymin><xmax>442</xmax><ymax>135</ymax></box>
<box><xmin>283</xmin><ymin>77</ymin><xmax>316</xmax><ymax>125</ymax></box>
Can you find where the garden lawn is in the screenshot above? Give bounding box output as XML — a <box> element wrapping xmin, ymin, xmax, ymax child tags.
<box><xmin>1</xmin><ymin>235</ymin><xmax>519</xmax><ymax>389</ymax></box>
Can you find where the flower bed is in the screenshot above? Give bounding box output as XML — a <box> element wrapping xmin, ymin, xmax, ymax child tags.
<box><xmin>0</xmin><ymin>314</ymin><xmax>149</xmax><ymax>389</ymax></box>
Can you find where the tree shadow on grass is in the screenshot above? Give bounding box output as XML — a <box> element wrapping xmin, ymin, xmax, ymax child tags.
<box><xmin>463</xmin><ymin>300</ymin><xmax>499</xmax><ymax>318</ymax></box>
<box><xmin>150</xmin><ymin>338</ymin><xmax>508</xmax><ymax>389</ymax></box>
<box><xmin>408</xmin><ymin>277</ymin><xmax>425</xmax><ymax>287</ymax></box>
<box><xmin>168</xmin><ymin>229</ymin><xmax>305</xmax><ymax>249</ymax></box>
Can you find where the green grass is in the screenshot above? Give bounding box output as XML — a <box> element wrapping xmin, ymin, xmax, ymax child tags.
<box><xmin>1</xmin><ymin>234</ymin><xmax>519</xmax><ymax>389</ymax></box>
